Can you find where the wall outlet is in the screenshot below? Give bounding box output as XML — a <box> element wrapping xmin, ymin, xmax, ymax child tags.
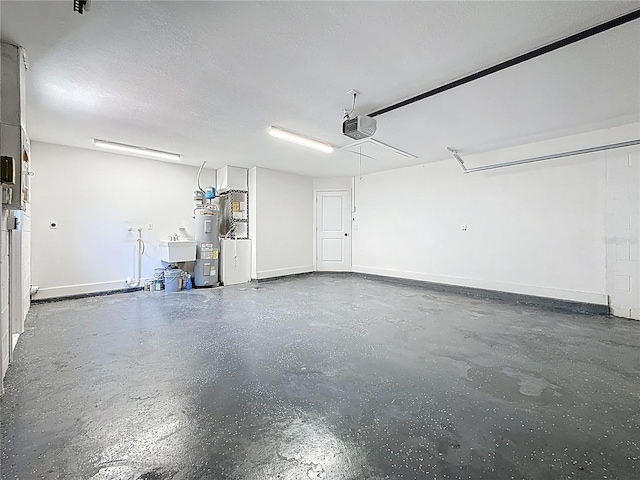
<box><xmin>148</xmin><ymin>223</ymin><xmax>153</xmax><ymax>230</ymax></box>
<box><xmin>49</xmin><ymin>222</ymin><xmax>57</xmax><ymax>229</ymax></box>
<box><xmin>461</xmin><ymin>224</ymin><xmax>467</xmax><ymax>231</ymax></box>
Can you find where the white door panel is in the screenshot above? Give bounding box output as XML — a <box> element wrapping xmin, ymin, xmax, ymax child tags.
<box><xmin>322</xmin><ymin>197</ymin><xmax>343</xmax><ymax>231</ymax></box>
<box><xmin>322</xmin><ymin>239</ymin><xmax>343</xmax><ymax>262</ymax></box>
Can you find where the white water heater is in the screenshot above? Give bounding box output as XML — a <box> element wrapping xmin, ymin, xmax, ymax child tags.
<box><xmin>194</xmin><ymin>204</ymin><xmax>219</xmax><ymax>287</ymax></box>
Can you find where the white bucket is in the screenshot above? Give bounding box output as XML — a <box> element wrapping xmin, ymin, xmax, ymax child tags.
<box><xmin>164</xmin><ymin>268</ymin><xmax>182</xmax><ymax>293</ymax></box>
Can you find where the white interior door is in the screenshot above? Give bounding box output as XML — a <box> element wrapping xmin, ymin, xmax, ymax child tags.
<box><xmin>316</xmin><ymin>190</ymin><xmax>351</xmax><ymax>271</ymax></box>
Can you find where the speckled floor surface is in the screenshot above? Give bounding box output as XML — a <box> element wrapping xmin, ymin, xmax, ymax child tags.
<box><xmin>1</xmin><ymin>274</ymin><xmax>639</xmax><ymax>479</ymax></box>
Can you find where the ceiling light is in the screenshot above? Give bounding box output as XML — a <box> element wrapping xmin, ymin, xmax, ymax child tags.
<box><xmin>267</xmin><ymin>126</ymin><xmax>333</xmax><ymax>153</ymax></box>
<box><xmin>93</xmin><ymin>139</ymin><xmax>181</xmax><ymax>161</ymax></box>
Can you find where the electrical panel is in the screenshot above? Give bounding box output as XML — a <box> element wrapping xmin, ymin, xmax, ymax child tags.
<box><xmin>1</xmin><ymin>156</ymin><xmax>15</xmax><ymax>185</ymax></box>
<box><xmin>0</xmin><ymin>125</ymin><xmax>29</xmax><ymax>210</ymax></box>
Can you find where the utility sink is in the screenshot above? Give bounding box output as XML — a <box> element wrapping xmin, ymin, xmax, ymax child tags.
<box><xmin>159</xmin><ymin>240</ymin><xmax>196</xmax><ymax>263</ymax></box>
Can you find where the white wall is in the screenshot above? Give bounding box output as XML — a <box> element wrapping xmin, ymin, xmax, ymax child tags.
<box><xmin>250</xmin><ymin>167</ymin><xmax>313</xmax><ymax>279</ymax></box>
<box><xmin>353</xmin><ymin>124</ymin><xmax>640</xmax><ymax>312</ymax></box>
<box><xmin>605</xmin><ymin>145</ymin><xmax>640</xmax><ymax>318</ymax></box>
<box><xmin>30</xmin><ymin>142</ymin><xmax>215</xmax><ymax>299</ymax></box>
<box><xmin>313</xmin><ymin>177</ymin><xmax>353</xmax><ymax>192</ymax></box>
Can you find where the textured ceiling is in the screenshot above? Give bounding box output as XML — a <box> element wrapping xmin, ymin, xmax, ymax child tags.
<box><xmin>1</xmin><ymin>1</ymin><xmax>639</xmax><ymax>176</ymax></box>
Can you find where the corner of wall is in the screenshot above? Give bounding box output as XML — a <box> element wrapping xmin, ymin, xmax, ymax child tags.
<box><xmin>1</xmin><ymin>209</ymin><xmax>10</xmax><ymax>383</ymax></box>
<box><xmin>248</xmin><ymin>167</ymin><xmax>258</xmax><ymax>279</ymax></box>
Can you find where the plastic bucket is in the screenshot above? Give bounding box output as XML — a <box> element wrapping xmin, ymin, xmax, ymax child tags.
<box><xmin>164</xmin><ymin>268</ymin><xmax>182</xmax><ymax>293</ymax></box>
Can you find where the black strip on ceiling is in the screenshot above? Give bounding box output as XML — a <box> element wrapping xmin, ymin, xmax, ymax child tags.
<box><xmin>368</xmin><ymin>8</ymin><xmax>640</xmax><ymax>118</ymax></box>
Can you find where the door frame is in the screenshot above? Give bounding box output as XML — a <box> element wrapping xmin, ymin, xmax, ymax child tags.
<box><xmin>9</xmin><ymin>213</ymin><xmax>24</xmax><ymax>357</ymax></box>
<box><xmin>314</xmin><ymin>189</ymin><xmax>352</xmax><ymax>271</ymax></box>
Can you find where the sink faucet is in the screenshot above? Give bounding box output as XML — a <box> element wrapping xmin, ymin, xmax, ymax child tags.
<box><xmin>172</xmin><ymin>233</ymin><xmax>179</xmax><ymax>241</ymax></box>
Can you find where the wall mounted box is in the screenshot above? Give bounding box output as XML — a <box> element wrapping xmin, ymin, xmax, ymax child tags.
<box><xmin>217</xmin><ymin>165</ymin><xmax>248</xmax><ymax>192</ymax></box>
<box><xmin>159</xmin><ymin>240</ymin><xmax>196</xmax><ymax>263</ymax></box>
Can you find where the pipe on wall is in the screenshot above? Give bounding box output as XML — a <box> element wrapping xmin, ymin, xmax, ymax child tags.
<box><xmin>126</xmin><ymin>228</ymin><xmax>144</xmax><ymax>287</ymax></box>
<box><xmin>448</xmin><ymin>139</ymin><xmax>640</xmax><ymax>174</ymax></box>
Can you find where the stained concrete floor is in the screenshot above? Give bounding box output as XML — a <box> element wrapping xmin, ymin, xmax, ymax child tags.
<box><xmin>1</xmin><ymin>274</ymin><xmax>639</xmax><ymax>480</ymax></box>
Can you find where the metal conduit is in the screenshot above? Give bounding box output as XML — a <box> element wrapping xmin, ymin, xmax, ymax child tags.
<box><xmin>448</xmin><ymin>139</ymin><xmax>640</xmax><ymax>174</ymax></box>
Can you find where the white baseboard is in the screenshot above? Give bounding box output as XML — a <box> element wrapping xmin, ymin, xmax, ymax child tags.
<box><xmin>256</xmin><ymin>265</ymin><xmax>314</xmax><ymax>280</ymax></box>
<box><xmin>34</xmin><ymin>279</ymin><xmax>145</xmax><ymax>300</ymax></box>
<box><xmin>610</xmin><ymin>305</ymin><xmax>640</xmax><ymax>320</ymax></box>
<box><xmin>352</xmin><ymin>265</ymin><xmax>608</xmax><ymax>305</ymax></box>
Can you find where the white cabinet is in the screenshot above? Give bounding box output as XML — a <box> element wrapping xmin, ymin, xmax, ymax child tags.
<box><xmin>220</xmin><ymin>239</ymin><xmax>251</xmax><ymax>285</ymax></box>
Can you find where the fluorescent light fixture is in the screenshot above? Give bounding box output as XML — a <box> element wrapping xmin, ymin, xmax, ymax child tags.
<box><xmin>267</xmin><ymin>126</ymin><xmax>333</xmax><ymax>153</ymax></box>
<box><xmin>93</xmin><ymin>139</ymin><xmax>181</xmax><ymax>161</ymax></box>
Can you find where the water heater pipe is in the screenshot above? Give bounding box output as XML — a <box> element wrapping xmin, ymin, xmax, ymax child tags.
<box><xmin>126</xmin><ymin>228</ymin><xmax>144</xmax><ymax>287</ymax></box>
<box><xmin>196</xmin><ymin>161</ymin><xmax>207</xmax><ymax>194</ymax></box>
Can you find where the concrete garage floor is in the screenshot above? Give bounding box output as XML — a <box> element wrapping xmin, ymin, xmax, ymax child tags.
<box><xmin>1</xmin><ymin>274</ymin><xmax>639</xmax><ymax>480</ymax></box>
